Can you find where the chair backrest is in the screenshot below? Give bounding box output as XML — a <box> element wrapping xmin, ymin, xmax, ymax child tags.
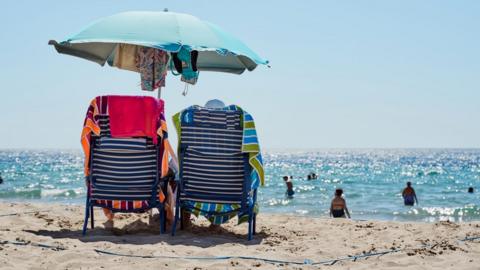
<box><xmin>179</xmin><ymin>107</ymin><xmax>250</xmax><ymax>205</ymax></box>
<box><xmin>89</xmin><ymin>114</ymin><xmax>159</xmax><ymax>202</ymax></box>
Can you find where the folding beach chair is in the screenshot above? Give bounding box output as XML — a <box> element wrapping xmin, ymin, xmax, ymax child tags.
<box><xmin>171</xmin><ymin>106</ymin><xmax>263</xmax><ymax>240</ymax></box>
<box><xmin>81</xmin><ymin>96</ymin><xmax>168</xmax><ymax>235</ymax></box>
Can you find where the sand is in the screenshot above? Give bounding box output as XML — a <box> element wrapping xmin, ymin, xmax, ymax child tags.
<box><xmin>0</xmin><ymin>202</ymin><xmax>479</xmax><ymax>270</ymax></box>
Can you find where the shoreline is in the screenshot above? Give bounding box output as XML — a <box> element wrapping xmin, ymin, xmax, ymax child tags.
<box><xmin>1</xmin><ymin>202</ymin><xmax>479</xmax><ymax>269</ymax></box>
<box><xmin>2</xmin><ymin>200</ymin><xmax>479</xmax><ymax>224</ymax></box>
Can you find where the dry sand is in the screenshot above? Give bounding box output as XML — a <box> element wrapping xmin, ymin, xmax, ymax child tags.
<box><xmin>0</xmin><ymin>202</ymin><xmax>479</xmax><ymax>269</ymax></box>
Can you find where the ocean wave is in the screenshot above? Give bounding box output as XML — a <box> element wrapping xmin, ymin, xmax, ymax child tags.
<box><xmin>40</xmin><ymin>188</ymin><xmax>84</xmax><ymax>198</ymax></box>
<box><xmin>392</xmin><ymin>205</ymin><xmax>480</xmax><ymax>222</ymax></box>
<box><xmin>0</xmin><ymin>187</ymin><xmax>84</xmax><ymax>200</ymax></box>
<box><xmin>1</xmin><ymin>149</ymin><xmax>479</xmax><ymax>222</ymax></box>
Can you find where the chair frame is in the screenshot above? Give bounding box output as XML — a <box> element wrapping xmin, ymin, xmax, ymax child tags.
<box><xmin>82</xmin><ymin>136</ymin><xmax>167</xmax><ymax>236</ymax></box>
<box><xmin>171</xmin><ymin>145</ymin><xmax>258</xmax><ymax>240</ymax></box>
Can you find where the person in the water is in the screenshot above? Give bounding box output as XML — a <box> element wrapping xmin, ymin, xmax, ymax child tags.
<box><xmin>284</xmin><ymin>176</ymin><xmax>294</xmax><ymax>197</ymax></box>
<box><xmin>402</xmin><ymin>181</ymin><xmax>418</xmax><ymax>206</ymax></box>
<box><xmin>330</xmin><ymin>188</ymin><xmax>350</xmax><ymax>218</ymax></box>
<box><xmin>468</xmin><ymin>187</ymin><xmax>474</xmax><ymax>193</ymax></box>
<box><xmin>307</xmin><ymin>172</ymin><xmax>317</xmax><ymax>180</ymax></box>
<box><xmin>0</xmin><ymin>174</ymin><xmax>3</xmax><ymax>184</ymax></box>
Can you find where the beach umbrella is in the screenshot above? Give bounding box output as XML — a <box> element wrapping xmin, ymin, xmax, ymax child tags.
<box><xmin>49</xmin><ymin>10</ymin><xmax>269</xmax><ymax>96</ymax></box>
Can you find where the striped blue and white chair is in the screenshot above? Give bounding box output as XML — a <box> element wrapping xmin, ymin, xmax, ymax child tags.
<box><xmin>171</xmin><ymin>105</ymin><xmax>263</xmax><ymax>240</ymax></box>
<box><xmin>81</xmin><ymin>96</ymin><xmax>168</xmax><ymax>236</ymax></box>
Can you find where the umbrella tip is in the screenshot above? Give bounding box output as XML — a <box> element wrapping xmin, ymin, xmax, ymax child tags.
<box><xmin>164</xmin><ymin>8</ymin><xmax>168</xmax><ymax>12</ymax></box>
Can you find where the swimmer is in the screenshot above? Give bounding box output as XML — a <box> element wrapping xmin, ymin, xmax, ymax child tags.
<box><xmin>330</xmin><ymin>188</ymin><xmax>351</xmax><ymax>218</ymax></box>
<box><xmin>402</xmin><ymin>182</ymin><xmax>418</xmax><ymax>206</ymax></box>
<box><xmin>307</xmin><ymin>172</ymin><xmax>317</xmax><ymax>180</ymax></box>
<box><xmin>284</xmin><ymin>176</ymin><xmax>294</xmax><ymax>197</ymax></box>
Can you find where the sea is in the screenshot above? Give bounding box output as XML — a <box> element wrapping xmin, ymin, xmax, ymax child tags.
<box><xmin>1</xmin><ymin>149</ymin><xmax>479</xmax><ymax>222</ymax></box>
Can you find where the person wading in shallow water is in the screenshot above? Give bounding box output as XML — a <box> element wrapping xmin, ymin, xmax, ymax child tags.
<box><xmin>402</xmin><ymin>181</ymin><xmax>418</xmax><ymax>206</ymax></box>
<box><xmin>330</xmin><ymin>188</ymin><xmax>351</xmax><ymax>218</ymax></box>
<box><xmin>284</xmin><ymin>176</ymin><xmax>294</xmax><ymax>198</ymax></box>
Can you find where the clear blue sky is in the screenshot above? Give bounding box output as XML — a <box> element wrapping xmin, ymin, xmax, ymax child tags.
<box><xmin>0</xmin><ymin>0</ymin><xmax>479</xmax><ymax>149</ymax></box>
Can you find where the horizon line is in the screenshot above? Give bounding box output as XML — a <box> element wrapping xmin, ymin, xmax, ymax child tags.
<box><xmin>1</xmin><ymin>147</ymin><xmax>479</xmax><ymax>151</ymax></box>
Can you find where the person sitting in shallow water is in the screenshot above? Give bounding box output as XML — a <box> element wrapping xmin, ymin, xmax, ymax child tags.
<box><xmin>402</xmin><ymin>181</ymin><xmax>418</xmax><ymax>206</ymax></box>
<box><xmin>330</xmin><ymin>188</ymin><xmax>351</xmax><ymax>218</ymax></box>
<box><xmin>284</xmin><ymin>176</ymin><xmax>294</xmax><ymax>197</ymax></box>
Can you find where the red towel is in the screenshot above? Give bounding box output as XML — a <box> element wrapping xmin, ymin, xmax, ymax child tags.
<box><xmin>107</xmin><ymin>96</ymin><xmax>164</xmax><ymax>144</ymax></box>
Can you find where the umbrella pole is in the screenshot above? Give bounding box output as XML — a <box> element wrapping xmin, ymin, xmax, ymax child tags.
<box><xmin>157</xmin><ymin>87</ymin><xmax>162</xmax><ymax>99</ymax></box>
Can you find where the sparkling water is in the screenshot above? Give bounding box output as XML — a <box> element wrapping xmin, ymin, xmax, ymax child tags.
<box><xmin>1</xmin><ymin>149</ymin><xmax>479</xmax><ymax>222</ymax></box>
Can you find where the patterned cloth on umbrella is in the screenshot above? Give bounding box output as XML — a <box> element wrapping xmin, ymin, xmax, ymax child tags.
<box><xmin>136</xmin><ymin>48</ymin><xmax>169</xmax><ymax>91</ymax></box>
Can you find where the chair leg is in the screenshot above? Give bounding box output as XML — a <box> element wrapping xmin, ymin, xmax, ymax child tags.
<box><xmin>159</xmin><ymin>207</ymin><xmax>166</xmax><ymax>234</ymax></box>
<box><xmin>171</xmin><ymin>204</ymin><xmax>180</xmax><ymax>236</ymax></box>
<box><xmin>252</xmin><ymin>213</ymin><xmax>257</xmax><ymax>235</ymax></box>
<box><xmin>163</xmin><ymin>207</ymin><xmax>167</xmax><ymax>234</ymax></box>
<box><xmin>180</xmin><ymin>208</ymin><xmax>185</xmax><ymax>230</ymax></box>
<box><xmin>90</xmin><ymin>206</ymin><xmax>95</xmax><ymax>229</ymax></box>
<box><xmin>248</xmin><ymin>219</ymin><xmax>253</xmax><ymax>241</ymax></box>
<box><xmin>248</xmin><ymin>210</ymin><xmax>254</xmax><ymax>241</ymax></box>
<box><xmin>82</xmin><ymin>202</ymin><xmax>90</xmax><ymax>236</ymax></box>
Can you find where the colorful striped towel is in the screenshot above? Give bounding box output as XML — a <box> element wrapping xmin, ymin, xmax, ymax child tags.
<box><xmin>81</xmin><ymin>96</ymin><xmax>172</xmax><ymax>215</ymax></box>
<box><xmin>182</xmin><ymin>200</ymin><xmax>259</xmax><ymax>225</ymax></box>
<box><xmin>235</xmin><ymin>106</ymin><xmax>265</xmax><ymax>188</ymax></box>
<box><xmin>173</xmin><ymin>105</ymin><xmax>264</xmax><ymax>225</ymax></box>
<box><xmin>173</xmin><ymin>105</ymin><xmax>264</xmax><ymax>188</ymax></box>
<box><xmin>81</xmin><ymin>96</ymin><xmax>172</xmax><ymax>178</ymax></box>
